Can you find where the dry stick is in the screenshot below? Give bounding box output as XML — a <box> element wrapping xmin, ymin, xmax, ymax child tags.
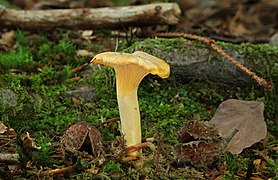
<box><xmin>48</xmin><ymin>166</ymin><xmax>74</xmax><ymax>175</ymax></box>
<box><xmin>96</xmin><ymin>117</ymin><xmax>120</xmax><ymax>128</ymax></box>
<box><xmin>71</xmin><ymin>63</ymin><xmax>89</xmax><ymax>73</ymax></box>
<box><xmin>126</xmin><ymin>142</ymin><xmax>149</xmax><ymax>154</ymax></box>
<box><xmin>0</xmin><ymin>3</ymin><xmax>181</xmax><ymax>30</ymax></box>
<box><xmin>121</xmin><ymin>142</ymin><xmax>149</xmax><ymax>161</ymax></box>
<box><xmin>155</xmin><ymin>32</ymin><xmax>272</xmax><ymax>90</ymax></box>
<box><xmin>122</xmin><ymin>156</ymin><xmax>140</xmax><ymax>161</ymax></box>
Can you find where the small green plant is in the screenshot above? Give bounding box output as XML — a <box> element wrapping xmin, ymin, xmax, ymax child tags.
<box><xmin>224</xmin><ymin>153</ymin><xmax>237</xmax><ymax>177</ymax></box>
<box><xmin>16</xmin><ymin>131</ymin><xmax>57</xmax><ymax>175</ymax></box>
<box><xmin>0</xmin><ymin>31</ymin><xmax>33</xmax><ymax>71</ymax></box>
<box><xmin>0</xmin><ymin>0</ymin><xmax>19</xmax><ymax>8</ymax></box>
<box><xmin>57</xmin><ymin>37</ymin><xmax>77</xmax><ymax>64</ymax></box>
<box><xmin>59</xmin><ymin>38</ymin><xmax>75</xmax><ymax>53</ymax></box>
<box><xmin>87</xmin><ymin>67</ymin><xmax>117</xmax><ymax>99</ymax></box>
<box><xmin>102</xmin><ymin>161</ymin><xmax>122</xmax><ymax>173</ymax></box>
<box><xmin>101</xmin><ymin>161</ymin><xmax>124</xmax><ymax>179</ymax></box>
<box><xmin>0</xmin><ymin>71</ymin><xmax>75</xmax><ymax>132</ymax></box>
<box><xmin>31</xmin><ymin>65</ymin><xmax>73</xmax><ymax>85</ymax></box>
<box><xmin>33</xmin><ymin>132</ymin><xmax>58</xmax><ymax>167</ymax></box>
<box><xmin>34</xmin><ymin>108</ymin><xmax>78</xmax><ymax>132</ymax></box>
<box><xmin>36</xmin><ymin>40</ymin><xmax>55</xmax><ymax>63</ymax></box>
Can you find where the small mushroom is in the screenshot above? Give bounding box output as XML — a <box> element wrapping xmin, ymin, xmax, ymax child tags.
<box><xmin>91</xmin><ymin>51</ymin><xmax>170</xmax><ymax>156</ymax></box>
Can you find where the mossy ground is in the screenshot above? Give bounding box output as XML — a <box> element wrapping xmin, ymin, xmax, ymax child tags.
<box><xmin>0</xmin><ymin>30</ymin><xmax>277</xmax><ymax>179</ymax></box>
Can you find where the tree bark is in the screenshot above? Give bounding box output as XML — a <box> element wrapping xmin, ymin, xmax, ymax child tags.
<box><xmin>125</xmin><ymin>38</ymin><xmax>278</xmax><ymax>87</ymax></box>
<box><xmin>0</xmin><ymin>3</ymin><xmax>181</xmax><ymax>30</ymax></box>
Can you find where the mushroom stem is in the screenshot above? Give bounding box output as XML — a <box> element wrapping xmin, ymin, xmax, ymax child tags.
<box><xmin>115</xmin><ymin>65</ymin><xmax>148</xmax><ymax>156</ymax></box>
<box><xmin>117</xmin><ymin>87</ymin><xmax>141</xmax><ymax>155</ymax></box>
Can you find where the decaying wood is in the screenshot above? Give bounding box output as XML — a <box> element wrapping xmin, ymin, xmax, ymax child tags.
<box><xmin>155</xmin><ymin>33</ymin><xmax>272</xmax><ymax>90</ymax></box>
<box><xmin>0</xmin><ymin>3</ymin><xmax>181</xmax><ymax>30</ymax></box>
<box><xmin>126</xmin><ymin>38</ymin><xmax>277</xmax><ymax>87</ymax></box>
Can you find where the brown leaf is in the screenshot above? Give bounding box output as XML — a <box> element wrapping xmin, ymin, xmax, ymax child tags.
<box><xmin>0</xmin><ymin>122</ymin><xmax>7</xmax><ymax>134</ymax></box>
<box><xmin>76</xmin><ymin>50</ymin><xmax>95</xmax><ymax>57</ymax></box>
<box><xmin>210</xmin><ymin>99</ymin><xmax>267</xmax><ymax>154</ymax></box>
<box><xmin>0</xmin><ymin>31</ymin><xmax>16</xmax><ymax>49</ymax></box>
<box><xmin>21</xmin><ymin>132</ymin><xmax>41</xmax><ymax>150</ymax></box>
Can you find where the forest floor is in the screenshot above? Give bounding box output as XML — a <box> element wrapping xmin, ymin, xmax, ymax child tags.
<box><xmin>0</xmin><ymin>0</ymin><xmax>277</xmax><ymax>179</ymax></box>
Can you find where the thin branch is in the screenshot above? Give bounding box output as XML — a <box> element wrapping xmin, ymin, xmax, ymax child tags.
<box><xmin>126</xmin><ymin>142</ymin><xmax>149</xmax><ymax>154</ymax></box>
<box><xmin>0</xmin><ymin>3</ymin><xmax>181</xmax><ymax>30</ymax></box>
<box><xmin>96</xmin><ymin>117</ymin><xmax>120</xmax><ymax>128</ymax></box>
<box><xmin>48</xmin><ymin>166</ymin><xmax>74</xmax><ymax>175</ymax></box>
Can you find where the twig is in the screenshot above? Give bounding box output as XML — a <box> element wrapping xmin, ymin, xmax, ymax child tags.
<box><xmin>226</xmin><ymin>128</ymin><xmax>239</xmax><ymax>145</ymax></box>
<box><xmin>71</xmin><ymin>63</ymin><xmax>88</xmax><ymax>73</ymax></box>
<box><xmin>0</xmin><ymin>139</ymin><xmax>13</xmax><ymax>148</ymax></box>
<box><xmin>114</xmin><ymin>37</ymin><xmax>119</xmax><ymax>52</ymax></box>
<box><xmin>154</xmin><ymin>32</ymin><xmax>272</xmax><ymax>90</ymax></box>
<box><xmin>96</xmin><ymin>117</ymin><xmax>120</xmax><ymax>127</ymax></box>
<box><xmin>126</xmin><ymin>142</ymin><xmax>149</xmax><ymax>154</ymax></box>
<box><xmin>122</xmin><ymin>156</ymin><xmax>140</xmax><ymax>161</ymax></box>
<box><xmin>48</xmin><ymin>166</ymin><xmax>74</xmax><ymax>175</ymax></box>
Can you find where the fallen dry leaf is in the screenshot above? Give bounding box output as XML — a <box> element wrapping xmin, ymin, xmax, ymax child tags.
<box><xmin>210</xmin><ymin>99</ymin><xmax>267</xmax><ymax>154</ymax></box>
<box><xmin>253</xmin><ymin>159</ymin><xmax>261</xmax><ymax>166</ymax></box>
<box><xmin>76</xmin><ymin>49</ymin><xmax>95</xmax><ymax>57</ymax></box>
<box><xmin>0</xmin><ymin>31</ymin><xmax>16</xmax><ymax>49</ymax></box>
<box><xmin>21</xmin><ymin>132</ymin><xmax>41</xmax><ymax>150</ymax></box>
<box><xmin>81</xmin><ymin>30</ymin><xmax>96</xmax><ymax>40</ymax></box>
<box><xmin>0</xmin><ymin>122</ymin><xmax>7</xmax><ymax>134</ymax></box>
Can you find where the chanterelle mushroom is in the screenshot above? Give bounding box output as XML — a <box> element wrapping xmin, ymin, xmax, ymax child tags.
<box><xmin>91</xmin><ymin>51</ymin><xmax>170</xmax><ymax>157</ymax></box>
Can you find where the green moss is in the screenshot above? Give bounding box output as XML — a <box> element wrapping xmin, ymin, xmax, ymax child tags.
<box><xmin>0</xmin><ymin>0</ymin><xmax>19</xmax><ymax>8</ymax></box>
<box><xmin>138</xmin><ymin>83</ymin><xmax>212</xmax><ymax>144</ymax></box>
<box><xmin>0</xmin><ymin>31</ymin><xmax>33</xmax><ymax>71</ymax></box>
<box><xmin>216</xmin><ymin>41</ymin><xmax>278</xmax><ymax>79</ymax></box>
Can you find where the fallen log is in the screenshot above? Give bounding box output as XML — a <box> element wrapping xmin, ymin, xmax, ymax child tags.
<box><xmin>124</xmin><ymin>38</ymin><xmax>278</xmax><ymax>87</ymax></box>
<box><xmin>0</xmin><ymin>3</ymin><xmax>181</xmax><ymax>30</ymax></box>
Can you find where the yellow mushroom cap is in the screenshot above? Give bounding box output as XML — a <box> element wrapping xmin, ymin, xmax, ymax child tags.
<box><xmin>91</xmin><ymin>51</ymin><xmax>170</xmax><ymax>78</ymax></box>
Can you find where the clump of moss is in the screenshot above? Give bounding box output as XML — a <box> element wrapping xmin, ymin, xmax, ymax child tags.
<box><xmin>0</xmin><ymin>31</ymin><xmax>33</xmax><ymax>71</ymax></box>
<box><xmin>0</xmin><ymin>0</ymin><xmax>19</xmax><ymax>8</ymax></box>
<box><xmin>123</xmin><ymin>38</ymin><xmax>187</xmax><ymax>55</ymax></box>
